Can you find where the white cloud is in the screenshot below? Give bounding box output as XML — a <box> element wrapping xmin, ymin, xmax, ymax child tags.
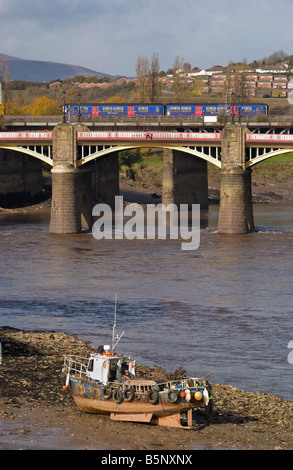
<box><xmin>0</xmin><ymin>0</ymin><xmax>293</xmax><ymax>76</ymax></box>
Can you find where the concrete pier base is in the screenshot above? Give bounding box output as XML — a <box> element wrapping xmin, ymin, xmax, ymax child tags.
<box><xmin>217</xmin><ymin>164</ymin><xmax>253</xmax><ymax>234</ymax></box>
<box><xmin>217</xmin><ymin>124</ymin><xmax>254</xmax><ymax>234</ymax></box>
<box><xmin>49</xmin><ymin>164</ymin><xmax>92</xmax><ymax>233</ymax></box>
<box><xmin>244</xmin><ymin>167</ymin><xmax>254</xmax><ymax>232</ymax></box>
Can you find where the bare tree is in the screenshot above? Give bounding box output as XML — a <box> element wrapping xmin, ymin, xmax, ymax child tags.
<box><xmin>171</xmin><ymin>56</ymin><xmax>190</xmax><ymax>102</ymax></box>
<box><xmin>4</xmin><ymin>63</ymin><xmax>11</xmax><ymax>82</ymax></box>
<box><xmin>266</xmin><ymin>50</ymin><xmax>288</xmax><ymax>65</ymax></box>
<box><xmin>148</xmin><ymin>52</ymin><xmax>160</xmax><ymax>103</ymax></box>
<box><xmin>135</xmin><ymin>56</ymin><xmax>150</xmax><ymax>102</ymax></box>
<box><xmin>183</xmin><ymin>62</ymin><xmax>191</xmax><ymax>73</ymax></box>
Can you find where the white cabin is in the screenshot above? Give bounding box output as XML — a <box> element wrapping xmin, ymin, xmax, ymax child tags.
<box><xmin>85</xmin><ymin>345</ymin><xmax>135</xmax><ymax>385</ymax></box>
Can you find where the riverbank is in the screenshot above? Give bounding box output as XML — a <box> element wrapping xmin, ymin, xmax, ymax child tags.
<box><xmin>0</xmin><ymin>327</ymin><xmax>292</xmax><ymax>450</ymax></box>
<box><xmin>119</xmin><ymin>155</ymin><xmax>293</xmax><ymax>205</ymax></box>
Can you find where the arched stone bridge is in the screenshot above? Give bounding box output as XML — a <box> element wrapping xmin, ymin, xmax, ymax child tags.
<box><xmin>1</xmin><ymin>128</ymin><xmax>293</xmax><ymax>169</ymax></box>
<box><xmin>0</xmin><ymin>124</ymin><xmax>292</xmax><ymax>234</ymax></box>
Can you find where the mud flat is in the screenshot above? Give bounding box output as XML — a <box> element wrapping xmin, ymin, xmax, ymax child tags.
<box><xmin>0</xmin><ymin>327</ymin><xmax>292</xmax><ymax>451</ymax></box>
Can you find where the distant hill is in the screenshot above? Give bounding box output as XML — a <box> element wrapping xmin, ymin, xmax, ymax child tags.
<box><xmin>0</xmin><ymin>53</ymin><xmax>115</xmax><ymax>82</ymax></box>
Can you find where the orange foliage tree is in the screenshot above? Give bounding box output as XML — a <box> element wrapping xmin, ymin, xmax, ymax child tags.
<box><xmin>30</xmin><ymin>96</ymin><xmax>60</xmax><ymax>115</ymax></box>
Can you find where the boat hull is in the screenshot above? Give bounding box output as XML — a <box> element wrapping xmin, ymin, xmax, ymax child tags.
<box><xmin>72</xmin><ymin>391</ymin><xmax>194</xmax><ymax>416</ymax></box>
<box><xmin>65</xmin><ymin>375</ymin><xmax>212</xmax><ymax>428</ymax></box>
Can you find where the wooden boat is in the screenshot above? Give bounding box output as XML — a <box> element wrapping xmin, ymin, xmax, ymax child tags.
<box><xmin>61</xmin><ymin>302</ymin><xmax>213</xmax><ymax>429</ymax></box>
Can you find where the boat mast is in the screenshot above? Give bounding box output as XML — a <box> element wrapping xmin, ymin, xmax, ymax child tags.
<box><xmin>111</xmin><ymin>294</ymin><xmax>125</xmax><ymax>351</ymax></box>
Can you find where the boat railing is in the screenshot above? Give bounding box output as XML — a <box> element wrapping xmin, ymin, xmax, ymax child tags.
<box><xmin>63</xmin><ymin>354</ymin><xmax>88</xmax><ymax>379</ymax></box>
<box><xmin>155</xmin><ymin>377</ymin><xmax>206</xmax><ymax>391</ymax></box>
<box><xmin>122</xmin><ymin>376</ymin><xmax>206</xmax><ymax>392</ymax></box>
<box><xmin>121</xmin><ymin>378</ymin><xmax>156</xmax><ymax>393</ymax></box>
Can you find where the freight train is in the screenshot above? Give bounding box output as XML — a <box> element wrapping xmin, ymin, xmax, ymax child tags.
<box><xmin>64</xmin><ymin>103</ymin><xmax>268</xmax><ymax>118</ymax></box>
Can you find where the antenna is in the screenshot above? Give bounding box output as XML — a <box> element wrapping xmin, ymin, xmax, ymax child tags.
<box><xmin>111</xmin><ymin>294</ymin><xmax>125</xmax><ymax>351</ymax></box>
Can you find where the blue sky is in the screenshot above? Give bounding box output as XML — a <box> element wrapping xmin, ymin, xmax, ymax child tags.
<box><xmin>0</xmin><ymin>0</ymin><xmax>292</xmax><ymax>76</ymax></box>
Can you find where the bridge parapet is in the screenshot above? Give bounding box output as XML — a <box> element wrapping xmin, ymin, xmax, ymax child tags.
<box><xmin>0</xmin><ymin>131</ymin><xmax>53</xmax><ymax>142</ymax></box>
<box><xmin>246</xmin><ymin>133</ymin><xmax>293</xmax><ymax>146</ymax></box>
<box><xmin>76</xmin><ymin>130</ymin><xmax>221</xmax><ymax>144</ymax></box>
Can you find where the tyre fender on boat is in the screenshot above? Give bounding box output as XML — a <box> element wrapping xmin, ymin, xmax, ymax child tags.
<box><xmin>168</xmin><ymin>389</ymin><xmax>179</xmax><ymax>403</ymax></box>
<box><xmin>103</xmin><ymin>386</ymin><xmax>112</xmax><ymax>399</ymax></box>
<box><xmin>147</xmin><ymin>388</ymin><xmax>159</xmax><ymax>405</ymax></box>
<box><xmin>123</xmin><ymin>387</ymin><xmax>135</xmax><ymax>402</ymax></box>
<box><xmin>113</xmin><ymin>388</ymin><xmax>124</xmax><ymax>404</ymax></box>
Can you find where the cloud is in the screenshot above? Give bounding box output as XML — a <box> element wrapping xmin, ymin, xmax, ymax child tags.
<box><xmin>0</xmin><ymin>0</ymin><xmax>293</xmax><ymax>76</ymax></box>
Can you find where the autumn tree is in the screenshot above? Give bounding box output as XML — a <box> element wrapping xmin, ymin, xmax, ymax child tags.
<box><xmin>30</xmin><ymin>96</ymin><xmax>60</xmax><ymax>115</ymax></box>
<box><xmin>191</xmin><ymin>76</ymin><xmax>205</xmax><ymax>96</ymax></box>
<box><xmin>0</xmin><ymin>60</ymin><xmax>11</xmax><ymax>111</ymax></box>
<box><xmin>64</xmin><ymin>86</ymin><xmax>83</xmax><ymax>104</ymax></box>
<box><xmin>224</xmin><ymin>60</ymin><xmax>248</xmax><ymax>101</ymax></box>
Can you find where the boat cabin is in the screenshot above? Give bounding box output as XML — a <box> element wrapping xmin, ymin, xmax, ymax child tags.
<box><xmin>86</xmin><ymin>345</ymin><xmax>135</xmax><ymax>385</ymax></box>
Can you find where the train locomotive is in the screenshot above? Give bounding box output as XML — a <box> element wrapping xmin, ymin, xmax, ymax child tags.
<box><xmin>64</xmin><ymin>102</ymin><xmax>268</xmax><ymax>118</ymax></box>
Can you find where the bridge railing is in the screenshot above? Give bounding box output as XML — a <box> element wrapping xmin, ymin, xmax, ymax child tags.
<box><xmin>1</xmin><ymin>115</ymin><xmax>62</xmax><ymax>122</ymax></box>
<box><xmin>2</xmin><ymin>114</ymin><xmax>293</xmax><ymax>127</ymax></box>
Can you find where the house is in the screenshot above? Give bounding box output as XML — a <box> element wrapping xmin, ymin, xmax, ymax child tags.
<box><xmin>205</xmin><ymin>65</ymin><xmax>225</xmax><ymax>75</ymax></box>
<box><xmin>49</xmin><ymin>81</ymin><xmax>61</xmax><ymax>91</ymax></box>
<box><xmin>255</xmin><ymin>63</ymin><xmax>289</xmax><ymax>74</ymax></box>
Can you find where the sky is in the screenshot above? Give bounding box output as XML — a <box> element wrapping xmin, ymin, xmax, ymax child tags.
<box><xmin>0</xmin><ymin>0</ymin><xmax>292</xmax><ymax>77</ymax></box>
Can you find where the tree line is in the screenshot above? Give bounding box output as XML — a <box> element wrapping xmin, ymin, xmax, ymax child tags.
<box><xmin>0</xmin><ymin>49</ymin><xmax>292</xmax><ymax>115</ymax></box>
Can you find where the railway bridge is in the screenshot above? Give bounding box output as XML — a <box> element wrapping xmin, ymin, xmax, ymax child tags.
<box><xmin>0</xmin><ymin>122</ymin><xmax>292</xmax><ymax>235</ymax></box>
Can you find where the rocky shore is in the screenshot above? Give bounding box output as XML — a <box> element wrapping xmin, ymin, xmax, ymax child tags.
<box><xmin>0</xmin><ymin>327</ymin><xmax>292</xmax><ymax>450</ymax></box>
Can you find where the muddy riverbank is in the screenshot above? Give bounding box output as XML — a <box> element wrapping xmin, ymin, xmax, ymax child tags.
<box><xmin>0</xmin><ymin>327</ymin><xmax>292</xmax><ymax>450</ymax></box>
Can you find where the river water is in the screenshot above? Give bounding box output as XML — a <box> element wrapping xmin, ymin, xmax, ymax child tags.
<box><xmin>0</xmin><ymin>202</ymin><xmax>292</xmax><ymax>401</ymax></box>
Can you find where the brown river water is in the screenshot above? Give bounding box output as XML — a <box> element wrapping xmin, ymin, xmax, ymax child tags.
<box><xmin>0</xmin><ymin>202</ymin><xmax>292</xmax><ymax>401</ymax></box>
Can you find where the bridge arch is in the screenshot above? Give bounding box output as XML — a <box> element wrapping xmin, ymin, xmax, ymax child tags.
<box><xmin>0</xmin><ymin>145</ymin><xmax>53</xmax><ymax>166</ymax></box>
<box><xmin>246</xmin><ymin>148</ymin><xmax>293</xmax><ymax>168</ymax></box>
<box><xmin>76</xmin><ymin>143</ymin><xmax>222</xmax><ymax>168</ymax></box>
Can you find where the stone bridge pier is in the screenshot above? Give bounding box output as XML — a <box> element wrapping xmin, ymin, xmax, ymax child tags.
<box><xmin>218</xmin><ymin>125</ymin><xmax>254</xmax><ymax>234</ymax></box>
<box><xmin>49</xmin><ymin>123</ymin><xmax>92</xmax><ymax>233</ymax></box>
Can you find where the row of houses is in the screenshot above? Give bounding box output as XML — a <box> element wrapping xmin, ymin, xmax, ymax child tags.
<box><xmin>49</xmin><ymin>77</ymin><xmax>132</xmax><ymax>91</ymax></box>
<box><xmin>208</xmin><ymin>73</ymin><xmax>291</xmax><ymax>97</ymax></box>
<box><xmin>49</xmin><ymin>62</ymin><xmax>293</xmax><ymax>98</ymax></box>
<box><xmin>179</xmin><ymin>63</ymin><xmax>293</xmax><ymax>97</ymax></box>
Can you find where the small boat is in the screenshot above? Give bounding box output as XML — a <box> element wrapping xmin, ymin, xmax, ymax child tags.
<box><xmin>61</xmin><ymin>301</ymin><xmax>214</xmax><ymax>429</ymax></box>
